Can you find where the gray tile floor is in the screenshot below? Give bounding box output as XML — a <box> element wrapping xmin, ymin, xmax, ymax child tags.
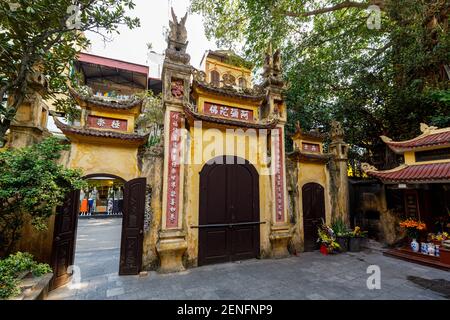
<box><xmin>47</xmin><ymin>218</ymin><xmax>450</xmax><ymax>300</ymax></box>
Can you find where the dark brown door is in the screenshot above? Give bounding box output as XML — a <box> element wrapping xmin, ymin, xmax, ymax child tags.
<box><xmin>302</xmin><ymin>183</ymin><xmax>325</xmax><ymax>252</ymax></box>
<box><xmin>50</xmin><ymin>190</ymin><xmax>80</xmax><ymax>290</ymax></box>
<box><xmin>119</xmin><ymin>177</ymin><xmax>146</xmax><ymax>275</ymax></box>
<box><xmin>198</xmin><ymin>156</ymin><xmax>259</xmax><ymax>266</ymax></box>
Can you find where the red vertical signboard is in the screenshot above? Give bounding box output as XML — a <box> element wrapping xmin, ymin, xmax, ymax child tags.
<box><xmin>166</xmin><ymin>111</ymin><xmax>181</xmax><ymax>228</ymax></box>
<box><xmin>274</xmin><ymin>128</ymin><xmax>285</xmax><ymax>222</ymax></box>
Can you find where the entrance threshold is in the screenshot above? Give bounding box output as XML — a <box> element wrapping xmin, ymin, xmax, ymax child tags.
<box><xmin>79</xmin><ymin>214</ymin><xmax>123</xmax><ymax>219</ymax></box>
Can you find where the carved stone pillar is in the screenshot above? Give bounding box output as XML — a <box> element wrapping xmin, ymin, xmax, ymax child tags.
<box><xmin>328</xmin><ymin>121</ymin><xmax>350</xmax><ymax>226</ymax></box>
<box><xmin>263</xmin><ymin>47</ymin><xmax>292</xmax><ymax>258</ymax></box>
<box><xmin>156</xmin><ymin>9</ymin><xmax>191</xmax><ymax>273</ymax></box>
<box><xmin>7</xmin><ymin>71</ymin><xmax>50</xmax><ymax>149</ymax></box>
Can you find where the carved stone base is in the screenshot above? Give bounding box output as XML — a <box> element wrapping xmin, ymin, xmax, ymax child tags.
<box><xmin>156</xmin><ymin>230</ymin><xmax>187</xmax><ymax>273</ymax></box>
<box><xmin>269</xmin><ymin>224</ymin><xmax>292</xmax><ymax>259</ymax></box>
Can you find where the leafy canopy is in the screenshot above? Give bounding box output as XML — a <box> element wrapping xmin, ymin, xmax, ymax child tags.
<box><xmin>0</xmin><ymin>0</ymin><xmax>140</xmax><ymax>145</ymax></box>
<box><xmin>191</xmin><ymin>0</ymin><xmax>450</xmax><ymax>169</ymax></box>
<box><xmin>0</xmin><ymin>137</ymin><xmax>86</xmax><ymax>256</ymax></box>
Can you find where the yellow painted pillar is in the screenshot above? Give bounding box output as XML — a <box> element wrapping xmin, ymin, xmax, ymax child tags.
<box><xmin>263</xmin><ymin>69</ymin><xmax>292</xmax><ymax>258</ymax></box>
<box><xmin>156</xmin><ymin>14</ymin><xmax>191</xmax><ymax>273</ymax></box>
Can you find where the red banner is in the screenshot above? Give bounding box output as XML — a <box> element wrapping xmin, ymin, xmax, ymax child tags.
<box><xmin>274</xmin><ymin>128</ymin><xmax>285</xmax><ymax>222</ymax></box>
<box><xmin>302</xmin><ymin>143</ymin><xmax>320</xmax><ymax>153</ymax></box>
<box><xmin>204</xmin><ymin>102</ymin><xmax>254</xmax><ymax>121</ymax></box>
<box><xmin>87</xmin><ymin>116</ymin><xmax>127</xmax><ymax>131</ymax></box>
<box><xmin>166</xmin><ymin>111</ymin><xmax>182</xmax><ymax>228</ymax></box>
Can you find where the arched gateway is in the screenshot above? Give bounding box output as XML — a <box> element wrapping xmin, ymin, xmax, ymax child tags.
<box><xmin>198</xmin><ymin>156</ymin><xmax>260</xmax><ymax>265</ymax></box>
<box><xmin>302</xmin><ymin>183</ymin><xmax>326</xmax><ymax>252</ymax></box>
<box><xmin>50</xmin><ymin>174</ymin><xmax>147</xmax><ymax>289</ymax></box>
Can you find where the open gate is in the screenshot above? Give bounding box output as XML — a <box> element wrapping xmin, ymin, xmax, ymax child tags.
<box><xmin>51</xmin><ymin>177</ymin><xmax>146</xmax><ymax>289</ymax></box>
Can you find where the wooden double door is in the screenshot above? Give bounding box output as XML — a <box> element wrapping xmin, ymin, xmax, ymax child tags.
<box><xmin>302</xmin><ymin>183</ymin><xmax>326</xmax><ymax>252</ymax></box>
<box><xmin>198</xmin><ymin>156</ymin><xmax>260</xmax><ymax>266</ymax></box>
<box><xmin>50</xmin><ymin>177</ymin><xmax>146</xmax><ymax>290</ymax></box>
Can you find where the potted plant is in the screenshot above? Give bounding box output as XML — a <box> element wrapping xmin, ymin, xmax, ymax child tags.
<box><xmin>429</xmin><ymin>232</ymin><xmax>448</xmax><ymax>246</ymax></box>
<box><xmin>317</xmin><ymin>223</ymin><xmax>340</xmax><ymax>255</ymax></box>
<box><xmin>399</xmin><ymin>218</ymin><xmax>426</xmax><ymax>252</ymax></box>
<box><xmin>332</xmin><ymin>218</ymin><xmax>351</xmax><ymax>252</ymax></box>
<box><xmin>348</xmin><ymin>226</ymin><xmax>368</xmax><ymax>252</ymax></box>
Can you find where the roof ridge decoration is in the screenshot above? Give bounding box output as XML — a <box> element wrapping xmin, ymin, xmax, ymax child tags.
<box><xmin>361</xmin><ymin>162</ymin><xmax>378</xmax><ymax>172</ymax></box>
<box><xmin>288</xmin><ymin>149</ymin><xmax>332</xmax><ymax>164</ymax></box>
<box><xmin>165</xmin><ymin>8</ymin><xmax>190</xmax><ymax>64</ymax></box>
<box><xmin>420</xmin><ymin>123</ymin><xmax>439</xmax><ymax>134</ymax></box>
<box><xmin>192</xmin><ymin>77</ymin><xmax>265</xmax><ymax>102</ymax></box>
<box><xmin>380</xmin><ymin>123</ymin><xmax>450</xmax><ymax>153</ymax></box>
<box><xmin>363</xmin><ymin>162</ymin><xmax>450</xmax><ymax>184</ymax></box>
<box><xmin>292</xmin><ymin>121</ymin><xmax>327</xmax><ymax>141</ymax></box>
<box><xmin>262</xmin><ymin>44</ymin><xmax>284</xmax><ymax>89</ymax></box>
<box><xmin>69</xmin><ymin>86</ymin><xmax>144</xmax><ymax>111</ymax></box>
<box><xmin>362</xmin><ymin>162</ymin><xmax>410</xmax><ymax>173</ymax></box>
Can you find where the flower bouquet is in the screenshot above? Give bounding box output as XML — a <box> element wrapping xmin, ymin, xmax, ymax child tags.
<box><xmin>399</xmin><ymin>218</ymin><xmax>426</xmax><ymax>240</ymax></box>
<box><xmin>429</xmin><ymin>232</ymin><xmax>449</xmax><ymax>245</ymax></box>
<box><xmin>348</xmin><ymin>226</ymin><xmax>368</xmax><ymax>252</ymax></box>
<box><xmin>317</xmin><ymin>223</ymin><xmax>340</xmax><ymax>255</ymax></box>
<box><xmin>399</xmin><ymin>218</ymin><xmax>426</xmax><ymax>252</ymax></box>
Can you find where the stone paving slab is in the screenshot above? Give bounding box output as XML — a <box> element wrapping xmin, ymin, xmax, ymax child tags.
<box><xmin>47</xmin><ymin>219</ymin><xmax>450</xmax><ymax>300</ymax></box>
<box><xmin>47</xmin><ymin>251</ymin><xmax>450</xmax><ymax>300</ymax></box>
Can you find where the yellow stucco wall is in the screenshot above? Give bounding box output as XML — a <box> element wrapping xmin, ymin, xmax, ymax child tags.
<box><xmin>205</xmin><ymin>57</ymin><xmax>252</xmax><ymax>88</ymax></box>
<box><xmin>403</xmin><ymin>149</ymin><xmax>450</xmax><ymax>165</ymax></box>
<box><xmin>292</xmin><ymin>162</ymin><xmax>332</xmax><ymax>251</ymax></box>
<box><xmin>181</xmin><ymin>124</ymin><xmax>280</xmax><ymax>265</ymax></box>
<box><xmin>67</xmin><ymin>141</ymin><xmax>140</xmax><ymax>181</ymax></box>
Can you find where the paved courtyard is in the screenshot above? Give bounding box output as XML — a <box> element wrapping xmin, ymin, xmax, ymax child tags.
<box><xmin>48</xmin><ymin>218</ymin><xmax>450</xmax><ymax>300</ymax></box>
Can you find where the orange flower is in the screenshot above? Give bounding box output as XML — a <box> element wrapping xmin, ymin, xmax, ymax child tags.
<box><xmin>399</xmin><ymin>218</ymin><xmax>426</xmax><ymax>231</ymax></box>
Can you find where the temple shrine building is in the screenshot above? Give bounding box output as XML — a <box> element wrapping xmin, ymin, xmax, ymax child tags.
<box><xmin>4</xmin><ymin>11</ymin><xmax>351</xmax><ymax>289</ymax></box>
<box><xmin>362</xmin><ymin>124</ymin><xmax>450</xmax><ymax>269</ymax></box>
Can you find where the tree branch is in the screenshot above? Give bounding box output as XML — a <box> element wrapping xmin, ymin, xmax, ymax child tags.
<box><xmin>284</xmin><ymin>0</ymin><xmax>385</xmax><ymax>18</ymax></box>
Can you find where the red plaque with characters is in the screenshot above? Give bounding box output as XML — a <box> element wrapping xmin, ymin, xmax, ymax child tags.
<box><xmin>274</xmin><ymin>127</ymin><xmax>285</xmax><ymax>222</ymax></box>
<box><xmin>87</xmin><ymin>115</ymin><xmax>127</xmax><ymax>131</ymax></box>
<box><xmin>166</xmin><ymin>111</ymin><xmax>182</xmax><ymax>228</ymax></box>
<box><xmin>204</xmin><ymin>102</ymin><xmax>254</xmax><ymax>121</ymax></box>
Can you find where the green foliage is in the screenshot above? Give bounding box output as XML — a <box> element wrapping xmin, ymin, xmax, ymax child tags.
<box><xmin>0</xmin><ymin>137</ymin><xmax>86</xmax><ymax>256</ymax></box>
<box><xmin>136</xmin><ymin>90</ymin><xmax>164</xmax><ymax>147</ymax></box>
<box><xmin>191</xmin><ymin>0</ymin><xmax>450</xmax><ymax>166</ymax></box>
<box><xmin>317</xmin><ymin>221</ymin><xmax>340</xmax><ymax>251</ymax></box>
<box><xmin>0</xmin><ymin>252</ymin><xmax>52</xmax><ymax>299</ymax></box>
<box><xmin>0</xmin><ymin>0</ymin><xmax>140</xmax><ymax>145</ymax></box>
<box><xmin>349</xmin><ymin>226</ymin><xmax>368</xmax><ymax>238</ymax></box>
<box><xmin>331</xmin><ymin>218</ymin><xmax>351</xmax><ymax>237</ymax></box>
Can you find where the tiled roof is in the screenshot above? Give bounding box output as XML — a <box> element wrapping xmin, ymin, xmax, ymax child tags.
<box><xmin>193</xmin><ymin>80</ymin><xmax>264</xmax><ymax>102</ymax></box>
<box><xmin>382</xmin><ymin>130</ymin><xmax>450</xmax><ymax>152</ymax></box>
<box><xmin>53</xmin><ymin>117</ymin><xmax>149</xmax><ymax>144</ymax></box>
<box><xmin>366</xmin><ymin>162</ymin><xmax>450</xmax><ymax>183</ymax></box>
<box><xmin>290</xmin><ymin>129</ymin><xmax>326</xmax><ymax>142</ymax></box>
<box><xmin>287</xmin><ymin>150</ymin><xmax>331</xmax><ymax>164</ymax></box>
<box><xmin>69</xmin><ymin>87</ymin><xmax>144</xmax><ymax>111</ymax></box>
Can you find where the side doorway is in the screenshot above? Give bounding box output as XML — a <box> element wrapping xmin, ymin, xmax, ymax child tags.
<box><xmin>302</xmin><ymin>183</ymin><xmax>326</xmax><ymax>252</ymax></box>
<box><xmin>50</xmin><ymin>177</ymin><xmax>146</xmax><ymax>290</ymax></box>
